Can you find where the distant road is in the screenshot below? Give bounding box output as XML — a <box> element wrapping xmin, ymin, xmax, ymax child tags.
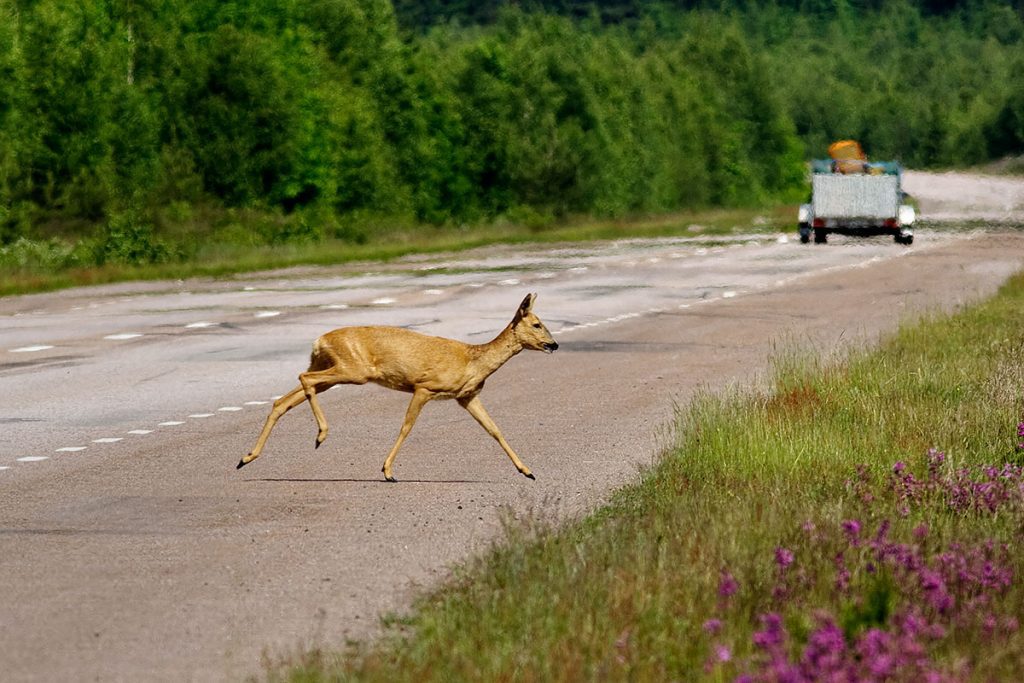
<box><xmin>1</xmin><ymin>171</ymin><xmax>1023</xmax><ymax>681</ymax></box>
<box><xmin>901</xmin><ymin>169</ymin><xmax>1024</xmax><ymax>223</ymax></box>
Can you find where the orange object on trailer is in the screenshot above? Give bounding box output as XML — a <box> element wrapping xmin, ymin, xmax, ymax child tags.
<box><xmin>828</xmin><ymin>140</ymin><xmax>868</xmax><ymax>174</ymax></box>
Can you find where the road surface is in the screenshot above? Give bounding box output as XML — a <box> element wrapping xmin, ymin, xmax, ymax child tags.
<box><xmin>1</xmin><ymin>171</ymin><xmax>1022</xmax><ymax>681</ymax></box>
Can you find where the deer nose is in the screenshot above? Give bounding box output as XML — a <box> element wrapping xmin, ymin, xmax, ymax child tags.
<box><xmin>545</xmin><ymin>341</ymin><xmax>559</xmax><ymax>352</ymax></box>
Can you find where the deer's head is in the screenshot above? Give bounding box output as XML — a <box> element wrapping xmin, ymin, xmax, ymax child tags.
<box><xmin>511</xmin><ymin>293</ymin><xmax>558</xmax><ymax>353</ymax></box>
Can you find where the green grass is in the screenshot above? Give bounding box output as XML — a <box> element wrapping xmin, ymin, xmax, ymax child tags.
<box><xmin>267</xmin><ymin>271</ymin><xmax>1024</xmax><ymax>681</ymax></box>
<box><xmin>0</xmin><ymin>205</ymin><xmax>793</xmax><ymax>297</ymax></box>
<box><xmin>972</xmin><ymin>155</ymin><xmax>1024</xmax><ymax>177</ymax></box>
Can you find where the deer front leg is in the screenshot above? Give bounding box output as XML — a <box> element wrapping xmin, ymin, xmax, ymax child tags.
<box><xmin>237</xmin><ymin>387</ymin><xmax>307</xmax><ymax>469</ymax></box>
<box><xmin>458</xmin><ymin>395</ymin><xmax>535</xmax><ymax>480</ymax></box>
<box><xmin>381</xmin><ymin>388</ymin><xmax>432</xmax><ymax>483</ymax></box>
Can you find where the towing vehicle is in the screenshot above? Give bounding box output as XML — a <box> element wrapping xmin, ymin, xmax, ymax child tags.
<box><xmin>798</xmin><ymin>140</ymin><xmax>915</xmax><ymax>245</ymax></box>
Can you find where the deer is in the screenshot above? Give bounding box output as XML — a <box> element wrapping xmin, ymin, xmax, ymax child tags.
<box><xmin>237</xmin><ymin>293</ymin><xmax>558</xmax><ymax>481</ymax></box>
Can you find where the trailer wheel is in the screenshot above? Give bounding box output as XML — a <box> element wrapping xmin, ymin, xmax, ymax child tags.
<box><xmin>799</xmin><ymin>223</ymin><xmax>811</xmax><ymax>244</ymax></box>
<box><xmin>813</xmin><ymin>229</ymin><xmax>827</xmax><ymax>244</ymax></box>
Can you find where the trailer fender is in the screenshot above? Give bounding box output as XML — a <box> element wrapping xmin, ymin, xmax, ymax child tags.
<box><xmin>898</xmin><ymin>205</ymin><xmax>916</xmax><ymax>226</ymax></box>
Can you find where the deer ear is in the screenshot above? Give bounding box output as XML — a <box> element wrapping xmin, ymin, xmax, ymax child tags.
<box><xmin>513</xmin><ymin>293</ymin><xmax>535</xmax><ymax>323</ymax></box>
<box><xmin>520</xmin><ymin>293</ymin><xmax>536</xmax><ymax>313</ymax></box>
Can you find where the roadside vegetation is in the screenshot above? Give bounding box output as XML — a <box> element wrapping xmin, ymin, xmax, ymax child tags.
<box><xmin>0</xmin><ymin>204</ymin><xmax>790</xmax><ymax>296</ymax></box>
<box><xmin>272</xmin><ymin>271</ymin><xmax>1024</xmax><ymax>681</ymax></box>
<box><xmin>2</xmin><ymin>1</ymin><xmax>1023</xmax><ymax>295</ymax></box>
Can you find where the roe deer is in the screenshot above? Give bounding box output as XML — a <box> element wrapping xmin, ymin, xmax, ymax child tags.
<box><xmin>237</xmin><ymin>293</ymin><xmax>558</xmax><ymax>481</ymax></box>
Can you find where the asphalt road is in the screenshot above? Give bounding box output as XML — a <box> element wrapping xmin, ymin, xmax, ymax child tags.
<box><xmin>1</xmin><ymin>172</ymin><xmax>1023</xmax><ymax>681</ymax></box>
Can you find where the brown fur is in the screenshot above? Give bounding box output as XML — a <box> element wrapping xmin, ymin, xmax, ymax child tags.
<box><xmin>238</xmin><ymin>293</ymin><xmax>557</xmax><ymax>481</ymax></box>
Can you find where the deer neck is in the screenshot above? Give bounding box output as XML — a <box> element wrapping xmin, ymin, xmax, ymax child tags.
<box><xmin>471</xmin><ymin>324</ymin><xmax>522</xmax><ymax>380</ymax></box>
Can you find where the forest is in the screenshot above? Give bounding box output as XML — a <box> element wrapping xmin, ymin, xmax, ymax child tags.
<box><xmin>0</xmin><ymin>0</ymin><xmax>1022</xmax><ymax>269</ymax></box>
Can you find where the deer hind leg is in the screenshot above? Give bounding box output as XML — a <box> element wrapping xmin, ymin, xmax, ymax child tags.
<box><xmin>458</xmin><ymin>395</ymin><xmax>535</xmax><ymax>480</ymax></box>
<box><xmin>381</xmin><ymin>388</ymin><xmax>432</xmax><ymax>483</ymax></box>
<box><xmin>238</xmin><ymin>387</ymin><xmax>308</xmax><ymax>469</ymax></box>
<box><xmin>297</xmin><ymin>365</ymin><xmax>372</xmax><ymax>449</ymax></box>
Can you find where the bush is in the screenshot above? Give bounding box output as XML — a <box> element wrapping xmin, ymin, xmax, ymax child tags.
<box><xmin>0</xmin><ymin>237</ymin><xmax>77</xmax><ymax>270</ymax></box>
<box><xmin>90</xmin><ymin>211</ymin><xmax>179</xmax><ymax>266</ymax></box>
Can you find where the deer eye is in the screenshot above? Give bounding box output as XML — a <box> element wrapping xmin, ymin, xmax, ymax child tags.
<box><xmin>532</xmin><ymin>323</ymin><xmax>542</xmax><ymax>329</ymax></box>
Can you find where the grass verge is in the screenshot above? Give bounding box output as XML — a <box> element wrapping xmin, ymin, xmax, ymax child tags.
<box><xmin>269</xmin><ymin>270</ymin><xmax>1024</xmax><ymax>681</ymax></box>
<box><xmin>0</xmin><ymin>205</ymin><xmax>793</xmax><ymax>297</ymax></box>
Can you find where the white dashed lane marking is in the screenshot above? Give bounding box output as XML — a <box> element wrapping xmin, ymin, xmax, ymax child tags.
<box><xmin>1</xmin><ymin>252</ymin><xmax>774</xmax><ymax>479</ymax></box>
<box><xmin>9</xmin><ymin>345</ymin><xmax>54</xmax><ymax>353</ymax></box>
<box><xmin>1</xmin><ymin>386</ymin><xmax>287</xmax><ymax>480</ymax></box>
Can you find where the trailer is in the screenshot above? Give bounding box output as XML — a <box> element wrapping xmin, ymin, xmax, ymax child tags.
<box><xmin>798</xmin><ymin>142</ymin><xmax>915</xmax><ymax>245</ymax></box>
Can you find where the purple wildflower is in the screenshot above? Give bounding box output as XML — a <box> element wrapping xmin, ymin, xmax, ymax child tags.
<box><xmin>919</xmin><ymin>569</ymin><xmax>954</xmax><ymax>614</ymax></box>
<box><xmin>714</xmin><ymin>644</ymin><xmax>731</xmax><ymax>662</ymax></box>
<box><xmin>718</xmin><ymin>570</ymin><xmax>738</xmax><ymax>598</ymax></box>
<box><xmin>735</xmin><ymin>454</ymin><xmax>1024</xmax><ymax>682</ymax></box>
<box><xmin>801</xmin><ymin>617</ymin><xmax>847</xmax><ymax>674</ymax></box>
<box><xmin>752</xmin><ymin>613</ymin><xmax>786</xmax><ymax>651</ymax></box>
<box><xmin>856</xmin><ymin>628</ymin><xmax>903</xmax><ymax>679</ymax></box>
<box><xmin>775</xmin><ymin>547</ymin><xmax>794</xmax><ymax>570</ymax></box>
<box><xmin>841</xmin><ymin>519</ymin><xmax>861</xmax><ymax>544</ymax></box>
<box><xmin>703</xmin><ymin>618</ymin><xmax>722</xmax><ymax>634</ymax></box>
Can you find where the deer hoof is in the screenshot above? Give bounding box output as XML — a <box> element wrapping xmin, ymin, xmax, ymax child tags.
<box><xmin>236</xmin><ymin>458</ymin><xmax>249</xmax><ymax>470</ymax></box>
<box><xmin>523</xmin><ymin>471</ymin><xmax>536</xmax><ymax>480</ymax></box>
<box><xmin>384</xmin><ymin>475</ymin><xmax>398</xmax><ymax>483</ymax></box>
